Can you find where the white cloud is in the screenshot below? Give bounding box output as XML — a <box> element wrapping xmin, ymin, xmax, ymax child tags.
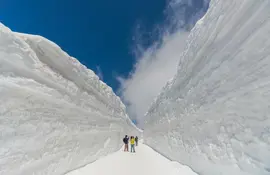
<box><xmin>117</xmin><ymin>0</ymin><xmax>209</xmax><ymax>127</ymax></box>
<box><xmin>117</xmin><ymin>30</ymin><xmax>189</xmax><ymax>127</ymax></box>
<box><xmin>96</xmin><ymin>66</ymin><xmax>103</xmax><ymax>80</ymax></box>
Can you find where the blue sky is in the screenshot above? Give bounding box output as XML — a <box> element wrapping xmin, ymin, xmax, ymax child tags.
<box><xmin>0</xmin><ymin>0</ymin><xmax>166</xmax><ymax>90</ymax></box>
<box><xmin>1</xmin><ymin>0</ymin><xmax>209</xmax><ymax>125</ymax></box>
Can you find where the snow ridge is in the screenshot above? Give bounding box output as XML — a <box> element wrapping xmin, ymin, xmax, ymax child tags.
<box><xmin>144</xmin><ymin>0</ymin><xmax>270</xmax><ymax>175</ymax></box>
<box><xmin>0</xmin><ymin>23</ymin><xmax>138</xmax><ymax>175</ymax></box>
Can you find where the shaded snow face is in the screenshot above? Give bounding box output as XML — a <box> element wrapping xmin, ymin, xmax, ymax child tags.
<box><xmin>144</xmin><ymin>0</ymin><xmax>270</xmax><ymax>175</ymax></box>
<box><xmin>0</xmin><ymin>23</ymin><xmax>139</xmax><ymax>175</ymax></box>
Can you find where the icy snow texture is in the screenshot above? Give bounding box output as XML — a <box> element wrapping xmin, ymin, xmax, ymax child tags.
<box><xmin>144</xmin><ymin>0</ymin><xmax>270</xmax><ymax>175</ymax></box>
<box><xmin>0</xmin><ymin>23</ymin><xmax>139</xmax><ymax>175</ymax></box>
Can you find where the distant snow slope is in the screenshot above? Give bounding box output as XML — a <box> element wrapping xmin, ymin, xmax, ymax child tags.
<box><xmin>0</xmin><ymin>23</ymin><xmax>139</xmax><ymax>175</ymax></box>
<box><xmin>144</xmin><ymin>0</ymin><xmax>270</xmax><ymax>175</ymax></box>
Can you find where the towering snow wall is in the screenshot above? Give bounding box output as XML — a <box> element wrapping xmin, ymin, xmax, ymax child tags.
<box><xmin>144</xmin><ymin>0</ymin><xmax>270</xmax><ymax>175</ymax></box>
<box><xmin>0</xmin><ymin>23</ymin><xmax>139</xmax><ymax>175</ymax></box>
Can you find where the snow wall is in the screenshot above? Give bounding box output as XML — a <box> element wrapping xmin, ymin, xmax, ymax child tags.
<box><xmin>0</xmin><ymin>23</ymin><xmax>139</xmax><ymax>175</ymax></box>
<box><xmin>144</xmin><ymin>0</ymin><xmax>270</xmax><ymax>175</ymax></box>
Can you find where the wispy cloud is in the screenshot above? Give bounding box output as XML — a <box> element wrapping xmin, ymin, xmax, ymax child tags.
<box><xmin>96</xmin><ymin>66</ymin><xmax>103</xmax><ymax>80</ymax></box>
<box><xmin>117</xmin><ymin>30</ymin><xmax>189</xmax><ymax>127</ymax></box>
<box><xmin>117</xmin><ymin>0</ymin><xmax>209</xmax><ymax>127</ymax></box>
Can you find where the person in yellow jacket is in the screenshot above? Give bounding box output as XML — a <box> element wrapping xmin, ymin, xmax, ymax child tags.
<box><xmin>130</xmin><ymin>136</ymin><xmax>136</xmax><ymax>153</ymax></box>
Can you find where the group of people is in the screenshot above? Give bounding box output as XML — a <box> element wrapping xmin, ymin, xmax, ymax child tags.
<box><xmin>123</xmin><ymin>135</ymin><xmax>138</xmax><ymax>153</ymax></box>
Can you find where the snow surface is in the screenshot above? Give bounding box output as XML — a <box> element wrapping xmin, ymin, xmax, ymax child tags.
<box><xmin>0</xmin><ymin>23</ymin><xmax>139</xmax><ymax>175</ymax></box>
<box><xmin>66</xmin><ymin>143</ymin><xmax>198</xmax><ymax>175</ymax></box>
<box><xmin>144</xmin><ymin>0</ymin><xmax>270</xmax><ymax>175</ymax></box>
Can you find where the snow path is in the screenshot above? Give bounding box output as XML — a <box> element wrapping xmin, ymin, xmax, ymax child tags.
<box><xmin>66</xmin><ymin>143</ymin><xmax>197</xmax><ymax>175</ymax></box>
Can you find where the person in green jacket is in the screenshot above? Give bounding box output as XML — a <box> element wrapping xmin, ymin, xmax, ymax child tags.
<box><xmin>135</xmin><ymin>136</ymin><xmax>138</xmax><ymax>146</ymax></box>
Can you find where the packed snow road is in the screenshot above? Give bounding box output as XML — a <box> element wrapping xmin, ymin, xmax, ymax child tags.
<box><xmin>66</xmin><ymin>143</ymin><xmax>197</xmax><ymax>175</ymax></box>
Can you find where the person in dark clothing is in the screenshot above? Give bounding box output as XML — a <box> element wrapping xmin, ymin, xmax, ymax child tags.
<box><xmin>123</xmin><ymin>135</ymin><xmax>129</xmax><ymax>151</ymax></box>
<box><xmin>135</xmin><ymin>136</ymin><xmax>138</xmax><ymax>146</ymax></box>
